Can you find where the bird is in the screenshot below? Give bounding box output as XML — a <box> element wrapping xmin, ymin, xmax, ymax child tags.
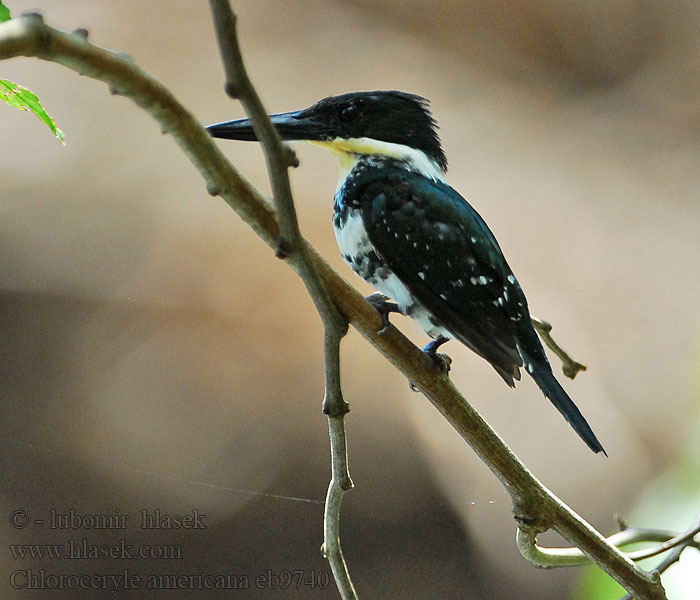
<box><xmin>207</xmin><ymin>90</ymin><xmax>605</xmax><ymax>455</ymax></box>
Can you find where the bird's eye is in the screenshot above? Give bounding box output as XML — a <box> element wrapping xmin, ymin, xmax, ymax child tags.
<box><xmin>338</xmin><ymin>104</ymin><xmax>358</xmax><ymax>123</ymax></box>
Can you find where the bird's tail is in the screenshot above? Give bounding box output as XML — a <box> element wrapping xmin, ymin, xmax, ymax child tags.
<box><xmin>519</xmin><ymin>344</ymin><xmax>606</xmax><ymax>455</ymax></box>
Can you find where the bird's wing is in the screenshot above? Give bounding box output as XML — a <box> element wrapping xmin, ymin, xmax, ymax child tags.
<box><xmin>358</xmin><ymin>169</ymin><xmax>527</xmax><ymax>384</ymax></box>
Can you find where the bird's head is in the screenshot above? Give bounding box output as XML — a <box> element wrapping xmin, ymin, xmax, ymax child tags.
<box><xmin>207</xmin><ymin>90</ymin><xmax>447</xmax><ymax>176</ymax></box>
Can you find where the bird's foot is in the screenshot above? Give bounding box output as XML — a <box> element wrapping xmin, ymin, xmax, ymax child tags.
<box><xmin>365</xmin><ymin>293</ymin><xmax>401</xmax><ymax>334</ymax></box>
<box><xmin>422</xmin><ymin>336</ymin><xmax>451</xmax><ymax>371</ymax></box>
<box><xmin>409</xmin><ymin>336</ymin><xmax>452</xmax><ymax>392</ymax></box>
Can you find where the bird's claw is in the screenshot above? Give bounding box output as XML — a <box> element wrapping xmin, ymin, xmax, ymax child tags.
<box><xmin>365</xmin><ymin>293</ymin><xmax>400</xmax><ymax>334</ymax></box>
<box><xmin>422</xmin><ymin>335</ymin><xmax>450</xmax><ymax>364</ymax></box>
<box><xmin>409</xmin><ymin>337</ymin><xmax>452</xmax><ymax>391</ymax></box>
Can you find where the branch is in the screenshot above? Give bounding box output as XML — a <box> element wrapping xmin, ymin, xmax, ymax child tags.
<box><xmin>207</xmin><ymin>0</ymin><xmax>297</xmax><ymax>256</ymax></box>
<box><xmin>517</xmin><ymin>518</ymin><xmax>700</xmax><ymax>567</ymax></box>
<box><xmin>207</xmin><ymin>0</ymin><xmax>346</xmax><ymax>352</ymax></box>
<box><xmin>207</xmin><ymin>2</ymin><xmax>354</xmax><ymax>597</ymax></box>
<box><xmin>323</xmin><ymin>415</ymin><xmax>355</xmax><ymax>597</ymax></box>
<box><xmin>532</xmin><ymin>317</ymin><xmax>587</xmax><ymax>379</ymax></box>
<box><xmin>0</xmin><ymin>15</ymin><xmax>667</xmax><ymax>600</ymax></box>
<box><xmin>619</xmin><ymin>514</ymin><xmax>700</xmax><ymax>600</ymax></box>
<box><xmin>624</xmin><ymin>519</ymin><xmax>700</xmax><ymax>562</ymax></box>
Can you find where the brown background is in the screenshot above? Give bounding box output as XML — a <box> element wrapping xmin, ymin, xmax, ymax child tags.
<box><xmin>2</xmin><ymin>1</ymin><xmax>699</xmax><ymax>598</ymax></box>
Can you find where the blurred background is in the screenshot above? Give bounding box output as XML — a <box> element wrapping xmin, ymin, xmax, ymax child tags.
<box><xmin>2</xmin><ymin>1</ymin><xmax>700</xmax><ymax>598</ymax></box>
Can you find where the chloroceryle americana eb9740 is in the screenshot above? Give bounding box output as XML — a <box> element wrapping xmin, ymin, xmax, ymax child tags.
<box><xmin>207</xmin><ymin>90</ymin><xmax>605</xmax><ymax>455</ymax></box>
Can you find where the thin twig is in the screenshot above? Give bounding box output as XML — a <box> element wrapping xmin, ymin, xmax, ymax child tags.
<box><xmin>320</xmin><ymin>328</ymin><xmax>356</xmax><ymax>599</ymax></box>
<box><xmin>0</xmin><ymin>15</ymin><xmax>667</xmax><ymax>600</ymax></box>
<box><xmin>625</xmin><ymin>521</ymin><xmax>700</xmax><ymax>561</ymax></box>
<box><xmin>517</xmin><ymin>521</ymin><xmax>700</xmax><ymax>568</ymax></box>
<box><xmin>619</xmin><ymin>513</ymin><xmax>700</xmax><ymax>600</ymax></box>
<box><xmin>207</xmin><ymin>2</ymin><xmax>354</xmax><ymax>597</ymax></box>
<box><xmin>207</xmin><ymin>0</ymin><xmax>297</xmax><ymax>256</ymax></box>
<box><xmin>207</xmin><ymin>0</ymin><xmax>346</xmax><ymax>338</ymax></box>
<box><xmin>532</xmin><ymin>317</ymin><xmax>587</xmax><ymax>379</ymax></box>
<box><xmin>323</xmin><ymin>416</ymin><xmax>356</xmax><ymax>599</ymax></box>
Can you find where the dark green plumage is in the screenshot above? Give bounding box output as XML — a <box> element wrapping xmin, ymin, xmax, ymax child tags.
<box><xmin>355</xmin><ymin>168</ymin><xmax>525</xmax><ymax>382</ymax></box>
<box><xmin>339</xmin><ymin>164</ymin><xmax>605</xmax><ymax>455</ymax></box>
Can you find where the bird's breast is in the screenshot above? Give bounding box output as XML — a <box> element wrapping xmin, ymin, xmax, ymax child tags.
<box><xmin>333</xmin><ymin>203</ymin><xmax>451</xmax><ymax>340</ymax></box>
<box><xmin>334</xmin><ymin>205</ymin><xmax>386</xmax><ymax>286</ymax></box>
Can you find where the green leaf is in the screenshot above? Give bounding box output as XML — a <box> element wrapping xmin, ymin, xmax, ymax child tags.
<box><xmin>0</xmin><ymin>1</ymin><xmax>11</xmax><ymax>22</ymax></box>
<box><xmin>0</xmin><ymin>79</ymin><xmax>65</xmax><ymax>144</ymax></box>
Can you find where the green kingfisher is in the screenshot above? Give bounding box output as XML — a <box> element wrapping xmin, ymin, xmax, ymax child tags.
<box><xmin>207</xmin><ymin>90</ymin><xmax>605</xmax><ymax>455</ymax></box>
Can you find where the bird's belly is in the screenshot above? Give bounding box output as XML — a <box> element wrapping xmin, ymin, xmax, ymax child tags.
<box><xmin>380</xmin><ymin>272</ymin><xmax>452</xmax><ymax>340</ymax></box>
<box><xmin>335</xmin><ymin>209</ymin><xmax>452</xmax><ymax>340</ymax></box>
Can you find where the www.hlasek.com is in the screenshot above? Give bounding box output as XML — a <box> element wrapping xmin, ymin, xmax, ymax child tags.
<box><xmin>10</xmin><ymin>569</ymin><xmax>331</xmax><ymax>592</ymax></box>
<box><xmin>10</xmin><ymin>539</ymin><xmax>182</xmax><ymax>561</ymax></box>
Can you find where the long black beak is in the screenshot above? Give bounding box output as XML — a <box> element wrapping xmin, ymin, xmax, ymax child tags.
<box><xmin>206</xmin><ymin>110</ymin><xmax>326</xmax><ymax>142</ymax></box>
